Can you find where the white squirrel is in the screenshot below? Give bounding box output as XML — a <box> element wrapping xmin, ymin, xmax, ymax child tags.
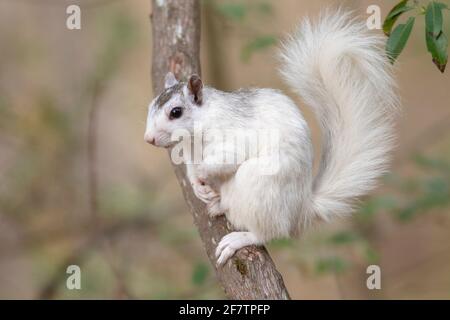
<box><xmin>145</xmin><ymin>10</ymin><xmax>398</xmax><ymax>266</ymax></box>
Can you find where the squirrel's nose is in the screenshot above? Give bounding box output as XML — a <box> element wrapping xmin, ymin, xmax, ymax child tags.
<box><xmin>144</xmin><ymin>133</ymin><xmax>156</xmax><ymax>145</ymax></box>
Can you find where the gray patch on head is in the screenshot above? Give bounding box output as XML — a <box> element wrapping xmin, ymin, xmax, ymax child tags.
<box><xmin>154</xmin><ymin>83</ymin><xmax>185</xmax><ymax>109</ymax></box>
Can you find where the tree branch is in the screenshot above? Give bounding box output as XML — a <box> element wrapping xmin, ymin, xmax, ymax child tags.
<box><xmin>150</xmin><ymin>0</ymin><xmax>290</xmax><ymax>299</ymax></box>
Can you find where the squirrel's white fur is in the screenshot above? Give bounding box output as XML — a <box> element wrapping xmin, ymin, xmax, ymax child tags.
<box><xmin>145</xmin><ymin>10</ymin><xmax>398</xmax><ymax>266</ymax></box>
<box><xmin>279</xmin><ymin>9</ymin><xmax>398</xmax><ymax>223</ymax></box>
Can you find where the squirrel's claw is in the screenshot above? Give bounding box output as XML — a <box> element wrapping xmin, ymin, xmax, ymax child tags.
<box><xmin>192</xmin><ymin>182</ymin><xmax>219</xmax><ymax>204</ymax></box>
<box><xmin>215</xmin><ymin>232</ymin><xmax>259</xmax><ymax>266</ymax></box>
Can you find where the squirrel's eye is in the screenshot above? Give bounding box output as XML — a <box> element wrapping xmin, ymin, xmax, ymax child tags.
<box><xmin>169</xmin><ymin>107</ymin><xmax>183</xmax><ymax>120</ymax></box>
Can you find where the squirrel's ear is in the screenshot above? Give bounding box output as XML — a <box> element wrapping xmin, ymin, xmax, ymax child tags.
<box><xmin>187</xmin><ymin>74</ymin><xmax>203</xmax><ymax>105</ymax></box>
<box><xmin>164</xmin><ymin>72</ymin><xmax>178</xmax><ymax>89</ymax></box>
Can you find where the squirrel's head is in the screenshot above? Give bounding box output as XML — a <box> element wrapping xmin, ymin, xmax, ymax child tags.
<box><xmin>145</xmin><ymin>72</ymin><xmax>203</xmax><ymax>148</ymax></box>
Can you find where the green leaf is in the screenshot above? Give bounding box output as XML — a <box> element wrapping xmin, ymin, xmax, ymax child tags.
<box><xmin>328</xmin><ymin>231</ymin><xmax>360</xmax><ymax>245</ymax></box>
<box><xmin>216</xmin><ymin>3</ymin><xmax>247</xmax><ymax>21</ymax></box>
<box><xmin>386</xmin><ymin>17</ymin><xmax>415</xmax><ymax>63</ymax></box>
<box><xmin>435</xmin><ymin>2</ymin><xmax>449</xmax><ymax>11</ymax></box>
<box><xmin>357</xmin><ymin>196</ymin><xmax>398</xmax><ymax>224</ymax></box>
<box><xmin>241</xmin><ymin>35</ymin><xmax>277</xmax><ymax>61</ymax></box>
<box><xmin>191</xmin><ymin>262</ymin><xmax>209</xmax><ymax>286</ymax></box>
<box><xmin>395</xmin><ymin>175</ymin><xmax>450</xmax><ymax>221</ymax></box>
<box><xmin>425</xmin><ymin>2</ymin><xmax>448</xmax><ymax>72</ymax></box>
<box><xmin>364</xmin><ymin>245</ymin><xmax>380</xmax><ymax>264</ymax></box>
<box><xmin>426</xmin><ymin>1</ymin><xmax>444</xmax><ymax>37</ymax></box>
<box><xmin>426</xmin><ymin>30</ymin><xmax>448</xmax><ymax>72</ymax></box>
<box><xmin>383</xmin><ymin>0</ymin><xmax>413</xmax><ymax>36</ymax></box>
<box><xmin>255</xmin><ymin>2</ymin><xmax>272</xmax><ymax>15</ymax></box>
<box><xmin>396</xmin><ymin>205</ymin><xmax>418</xmax><ymax>221</ymax></box>
<box><xmin>414</xmin><ymin>154</ymin><xmax>450</xmax><ymax>172</ymax></box>
<box><xmin>315</xmin><ymin>256</ymin><xmax>349</xmax><ymax>274</ymax></box>
<box><xmin>270</xmin><ymin>238</ymin><xmax>295</xmax><ymax>248</ymax></box>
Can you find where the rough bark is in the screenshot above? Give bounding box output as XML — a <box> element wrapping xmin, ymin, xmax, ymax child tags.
<box><xmin>150</xmin><ymin>0</ymin><xmax>291</xmax><ymax>300</ymax></box>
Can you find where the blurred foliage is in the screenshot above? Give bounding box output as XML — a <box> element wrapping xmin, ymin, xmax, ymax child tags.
<box><xmin>99</xmin><ymin>184</ymin><xmax>151</xmax><ymax>218</ymax></box>
<box><xmin>315</xmin><ymin>256</ymin><xmax>349</xmax><ymax>274</ymax></box>
<box><xmin>191</xmin><ymin>262</ymin><xmax>210</xmax><ymax>286</ymax></box>
<box><xmin>309</xmin><ymin>154</ymin><xmax>450</xmax><ymax>275</ymax></box>
<box><xmin>204</xmin><ymin>0</ymin><xmax>277</xmax><ymax>61</ymax></box>
<box><xmin>267</xmin><ymin>153</ymin><xmax>450</xmax><ymax>278</ymax></box>
<box><xmin>0</xmin><ymin>0</ymin><xmax>449</xmax><ymax>300</ymax></box>
<box><xmin>215</xmin><ymin>3</ymin><xmax>247</xmax><ymax>20</ymax></box>
<box><xmin>0</xmin><ymin>6</ymin><xmax>149</xmax><ymax>299</ymax></box>
<box><xmin>0</xmin><ymin>8</ymin><xmax>138</xmax><ymax>217</ymax></box>
<box><xmin>241</xmin><ymin>35</ymin><xmax>277</xmax><ymax>61</ymax></box>
<box><xmin>327</xmin><ymin>231</ymin><xmax>361</xmax><ymax>245</ymax></box>
<box><xmin>356</xmin><ymin>154</ymin><xmax>450</xmax><ymax>223</ymax></box>
<box><xmin>213</xmin><ymin>1</ymin><xmax>273</xmax><ymax>21</ymax></box>
<box><xmin>91</xmin><ymin>11</ymin><xmax>137</xmax><ymax>87</ymax></box>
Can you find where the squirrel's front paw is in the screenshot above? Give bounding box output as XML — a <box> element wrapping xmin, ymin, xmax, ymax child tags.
<box><xmin>196</xmin><ymin>166</ymin><xmax>210</xmax><ymax>186</ymax></box>
<box><xmin>192</xmin><ymin>181</ymin><xmax>219</xmax><ymax>204</ymax></box>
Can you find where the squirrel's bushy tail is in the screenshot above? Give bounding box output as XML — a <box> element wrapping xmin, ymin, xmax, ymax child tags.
<box><xmin>279</xmin><ymin>10</ymin><xmax>398</xmax><ymax>222</ymax></box>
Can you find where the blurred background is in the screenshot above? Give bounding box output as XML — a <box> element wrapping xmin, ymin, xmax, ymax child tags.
<box><xmin>0</xmin><ymin>0</ymin><xmax>449</xmax><ymax>299</ymax></box>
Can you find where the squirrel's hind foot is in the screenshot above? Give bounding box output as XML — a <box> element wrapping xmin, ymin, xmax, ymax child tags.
<box><xmin>215</xmin><ymin>232</ymin><xmax>261</xmax><ymax>266</ymax></box>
